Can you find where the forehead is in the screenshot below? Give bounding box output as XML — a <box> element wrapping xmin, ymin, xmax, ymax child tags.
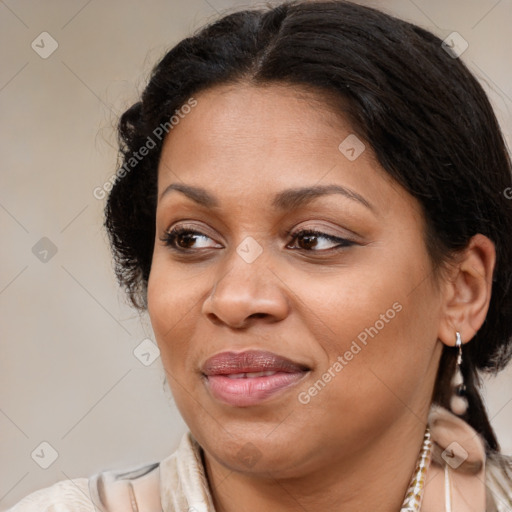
<box><xmin>156</xmin><ymin>83</ymin><xmax>401</xmax><ymax>215</ymax></box>
<box><xmin>166</xmin><ymin>83</ymin><xmax>347</xmax><ymax>149</ymax></box>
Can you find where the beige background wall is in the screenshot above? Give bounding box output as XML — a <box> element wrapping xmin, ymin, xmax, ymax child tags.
<box><xmin>1</xmin><ymin>0</ymin><xmax>511</xmax><ymax>509</ymax></box>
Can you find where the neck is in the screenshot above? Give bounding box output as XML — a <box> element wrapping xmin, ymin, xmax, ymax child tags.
<box><xmin>203</xmin><ymin>411</ymin><xmax>429</xmax><ymax>512</ymax></box>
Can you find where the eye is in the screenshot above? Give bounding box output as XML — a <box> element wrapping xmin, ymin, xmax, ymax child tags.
<box><xmin>160</xmin><ymin>226</ymin><xmax>222</xmax><ymax>251</ymax></box>
<box><xmin>286</xmin><ymin>229</ymin><xmax>355</xmax><ymax>252</ymax></box>
<box><xmin>160</xmin><ymin>225</ymin><xmax>356</xmax><ymax>254</ymax></box>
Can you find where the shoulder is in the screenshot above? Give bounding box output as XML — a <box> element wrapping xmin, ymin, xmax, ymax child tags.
<box><xmin>85</xmin><ymin>432</ymin><xmax>209</xmax><ymax>511</ymax></box>
<box><xmin>7</xmin><ymin>460</ymin><xmax>163</xmax><ymax>512</ymax></box>
<box><xmin>485</xmin><ymin>450</ymin><xmax>512</xmax><ymax>509</ymax></box>
<box><xmin>487</xmin><ymin>450</ymin><xmax>512</xmax><ymax>478</ymax></box>
<box><xmin>88</xmin><ymin>460</ymin><xmax>161</xmax><ymax>511</ymax></box>
<box><xmin>6</xmin><ymin>433</ymin><xmax>199</xmax><ymax>512</ymax></box>
<box><xmin>6</xmin><ymin>477</ymin><xmax>94</xmax><ymax>512</ymax></box>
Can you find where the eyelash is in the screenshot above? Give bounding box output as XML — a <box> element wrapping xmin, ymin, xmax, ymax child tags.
<box><xmin>159</xmin><ymin>226</ymin><xmax>356</xmax><ymax>253</ymax></box>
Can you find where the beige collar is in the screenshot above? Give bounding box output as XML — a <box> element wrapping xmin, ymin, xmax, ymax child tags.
<box><xmin>421</xmin><ymin>404</ymin><xmax>487</xmax><ymax>512</ymax></box>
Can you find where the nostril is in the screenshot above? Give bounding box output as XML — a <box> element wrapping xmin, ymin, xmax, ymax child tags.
<box><xmin>206</xmin><ymin>312</ymin><xmax>223</xmax><ymax>326</ymax></box>
<box><xmin>248</xmin><ymin>313</ymin><xmax>267</xmax><ymax>320</ymax></box>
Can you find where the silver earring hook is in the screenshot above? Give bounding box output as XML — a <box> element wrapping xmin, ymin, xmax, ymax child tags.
<box><xmin>455</xmin><ymin>331</ymin><xmax>463</xmax><ymax>365</ymax></box>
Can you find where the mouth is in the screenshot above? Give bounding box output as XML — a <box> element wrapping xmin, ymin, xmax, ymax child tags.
<box><xmin>201</xmin><ymin>350</ymin><xmax>310</xmax><ymax>407</ymax></box>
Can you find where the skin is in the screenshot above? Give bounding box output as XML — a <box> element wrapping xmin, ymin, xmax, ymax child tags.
<box><xmin>147</xmin><ymin>83</ymin><xmax>495</xmax><ymax>511</ymax></box>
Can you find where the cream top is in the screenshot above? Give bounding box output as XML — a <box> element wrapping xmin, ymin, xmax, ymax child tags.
<box><xmin>7</xmin><ymin>405</ymin><xmax>512</xmax><ymax>512</ymax></box>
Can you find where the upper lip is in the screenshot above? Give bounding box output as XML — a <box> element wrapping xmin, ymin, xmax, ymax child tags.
<box><xmin>201</xmin><ymin>350</ymin><xmax>310</xmax><ymax>376</ymax></box>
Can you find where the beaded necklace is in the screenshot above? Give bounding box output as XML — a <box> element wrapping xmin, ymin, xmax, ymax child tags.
<box><xmin>400</xmin><ymin>427</ymin><xmax>433</xmax><ymax>511</ymax></box>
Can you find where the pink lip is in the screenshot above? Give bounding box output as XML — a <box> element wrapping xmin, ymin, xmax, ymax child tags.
<box><xmin>201</xmin><ymin>350</ymin><xmax>310</xmax><ymax>407</ymax></box>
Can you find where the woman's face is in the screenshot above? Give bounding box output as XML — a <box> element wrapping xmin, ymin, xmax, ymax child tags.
<box><xmin>147</xmin><ymin>83</ymin><xmax>445</xmax><ymax>477</ymax></box>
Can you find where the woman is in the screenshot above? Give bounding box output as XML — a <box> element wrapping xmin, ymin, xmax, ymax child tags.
<box><xmin>9</xmin><ymin>0</ymin><xmax>512</xmax><ymax>510</ymax></box>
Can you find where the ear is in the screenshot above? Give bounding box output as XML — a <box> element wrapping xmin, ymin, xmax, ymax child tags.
<box><xmin>437</xmin><ymin>234</ymin><xmax>496</xmax><ymax>347</ymax></box>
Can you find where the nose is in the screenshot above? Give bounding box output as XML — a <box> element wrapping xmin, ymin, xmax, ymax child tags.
<box><xmin>201</xmin><ymin>249</ymin><xmax>290</xmax><ymax>329</ymax></box>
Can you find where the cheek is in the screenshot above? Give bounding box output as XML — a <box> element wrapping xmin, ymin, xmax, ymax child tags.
<box><xmin>146</xmin><ymin>258</ymin><xmax>204</xmax><ymax>367</ymax></box>
<box><xmin>311</xmin><ymin>282</ymin><xmax>438</xmax><ymax>419</ymax></box>
<box><xmin>147</xmin><ymin>268</ymin><xmax>205</xmax><ymax>418</ymax></box>
<box><xmin>295</xmin><ymin>249</ymin><xmax>438</xmax><ymax>396</ymax></box>
<box><xmin>289</xmin><ymin>263</ymin><xmax>409</xmax><ymax>353</ymax></box>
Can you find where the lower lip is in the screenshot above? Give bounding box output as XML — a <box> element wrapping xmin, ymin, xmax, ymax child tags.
<box><xmin>205</xmin><ymin>372</ymin><xmax>307</xmax><ymax>407</ymax></box>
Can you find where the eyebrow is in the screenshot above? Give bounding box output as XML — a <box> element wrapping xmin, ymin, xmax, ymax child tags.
<box><xmin>159</xmin><ymin>183</ymin><xmax>375</xmax><ymax>213</ymax></box>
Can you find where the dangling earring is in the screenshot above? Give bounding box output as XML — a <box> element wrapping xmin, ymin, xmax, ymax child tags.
<box><xmin>450</xmin><ymin>331</ymin><xmax>468</xmax><ymax>416</ymax></box>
